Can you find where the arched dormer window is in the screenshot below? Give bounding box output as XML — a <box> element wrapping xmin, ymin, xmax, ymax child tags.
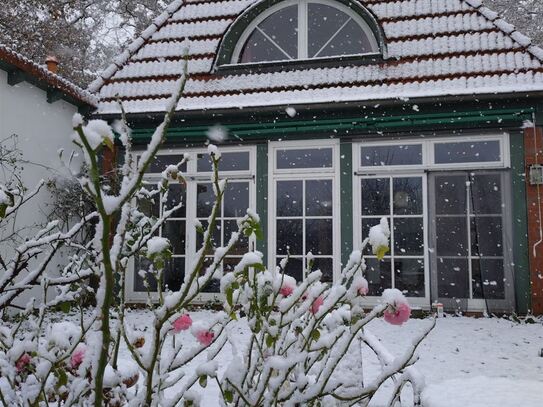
<box><xmin>216</xmin><ymin>0</ymin><xmax>385</xmax><ymax>68</ymax></box>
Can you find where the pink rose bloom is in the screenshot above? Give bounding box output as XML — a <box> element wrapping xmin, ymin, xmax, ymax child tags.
<box><xmin>383</xmin><ymin>302</ymin><xmax>411</xmax><ymax>325</ymax></box>
<box><xmin>16</xmin><ymin>353</ymin><xmax>31</xmax><ymax>373</ymax></box>
<box><xmin>354</xmin><ymin>277</ymin><xmax>369</xmax><ymax>296</ymax></box>
<box><xmin>280</xmin><ymin>283</ymin><xmax>294</xmax><ymax>297</ymax></box>
<box><xmin>70</xmin><ymin>344</ymin><xmax>86</xmax><ymax>369</ymax></box>
<box><xmin>195</xmin><ymin>330</ymin><xmax>214</xmax><ymax>347</ymax></box>
<box><xmin>310</xmin><ymin>296</ymin><xmax>324</xmax><ymax>314</ymax></box>
<box><xmin>173</xmin><ymin>314</ymin><xmax>192</xmax><ymax>333</ymax></box>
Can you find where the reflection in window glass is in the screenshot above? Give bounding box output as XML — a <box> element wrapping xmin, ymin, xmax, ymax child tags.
<box><xmin>361</xmin><ymin>178</ymin><xmax>390</xmax><ymax>216</ymax></box>
<box><xmin>308</xmin><ymin>3</ymin><xmax>372</xmax><ymax>58</ymax></box>
<box><xmin>277</xmin><ymin>148</ymin><xmax>333</xmax><ymax>169</ymax></box>
<box><xmin>240</xmin><ymin>5</ymin><xmax>298</xmax><ymax>63</ymax></box>
<box><xmin>197</xmin><ymin>151</ymin><xmax>250</xmax><ymax>172</ymax></box>
<box><xmin>434</xmin><ymin>140</ymin><xmax>501</xmax><ymax>164</ymax></box>
<box><xmin>147</xmin><ymin>155</ymin><xmax>187</xmax><ymax>174</ymax></box>
<box><xmin>275</xmin><ymin>175</ymin><xmax>334</xmax><ymax>283</ymax></box>
<box><xmin>360</xmin><ymin>175</ymin><xmax>426</xmax><ymax>298</ymax></box>
<box><xmin>433</xmin><ymin>172</ymin><xmax>507</xmax><ymax>301</ymax></box>
<box><xmin>360</xmin><ymin>144</ymin><xmax>423</xmax><ymax>167</ymax></box>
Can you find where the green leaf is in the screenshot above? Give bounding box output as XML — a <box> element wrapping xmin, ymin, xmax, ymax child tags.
<box><xmin>56</xmin><ymin>368</ymin><xmax>68</xmax><ymax>388</ymax></box>
<box><xmin>265</xmin><ymin>334</ymin><xmax>276</xmax><ymax>347</ymax></box>
<box><xmin>199</xmin><ymin>375</ymin><xmax>207</xmax><ymax>388</ymax></box>
<box><xmin>226</xmin><ymin>286</ymin><xmax>234</xmax><ymax>307</ymax></box>
<box><xmin>0</xmin><ymin>203</ymin><xmax>7</xmax><ymax>219</ymax></box>
<box><xmin>59</xmin><ymin>301</ymin><xmax>71</xmax><ymax>314</ymax></box>
<box><xmin>224</xmin><ymin>390</ymin><xmax>233</xmax><ymax>403</ymax></box>
<box><xmin>311</xmin><ymin>329</ymin><xmax>321</xmax><ymax>341</ymax></box>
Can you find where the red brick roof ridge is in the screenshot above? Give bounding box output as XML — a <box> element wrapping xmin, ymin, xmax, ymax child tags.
<box><xmin>87</xmin><ymin>0</ymin><xmax>186</xmax><ymax>94</ymax></box>
<box><xmin>0</xmin><ymin>43</ymin><xmax>97</xmax><ymax>106</ymax></box>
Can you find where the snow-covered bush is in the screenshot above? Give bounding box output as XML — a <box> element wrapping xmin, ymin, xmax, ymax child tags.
<box><xmin>0</xmin><ymin>69</ymin><xmax>433</xmax><ymax>405</ymax></box>
<box><xmin>217</xmin><ymin>218</ymin><xmax>434</xmax><ymax>406</ymax></box>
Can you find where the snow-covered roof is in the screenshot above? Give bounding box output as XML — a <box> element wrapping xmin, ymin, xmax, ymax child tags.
<box><xmin>0</xmin><ymin>44</ymin><xmax>97</xmax><ymax>108</ymax></box>
<box><xmin>92</xmin><ymin>0</ymin><xmax>543</xmax><ymax>115</ymax></box>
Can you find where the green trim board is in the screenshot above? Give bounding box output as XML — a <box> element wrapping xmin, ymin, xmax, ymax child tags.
<box><xmin>130</xmin><ymin>107</ymin><xmax>535</xmax><ymax>143</ymax></box>
<box><xmin>256</xmin><ymin>144</ymin><xmax>268</xmax><ymax>264</ymax></box>
<box><xmin>510</xmin><ymin>131</ymin><xmax>531</xmax><ymax>313</ymax></box>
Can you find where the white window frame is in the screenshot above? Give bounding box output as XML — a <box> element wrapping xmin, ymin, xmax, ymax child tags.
<box><xmin>352</xmin><ymin>172</ymin><xmax>430</xmax><ymax>309</ymax></box>
<box><xmin>268</xmin><ymin>139</ymin><xmax>341</xmax><ymax>282</ymax></box>
<box><xmin>231</xmin><ymin>0</ymin><xmax>380</xmax><ymax>64</ymax></box>
<box><xmin>126</xmin><ymin>146</ymin><xmax>257</xmax><ymax>303</ymax></box>
<box><xmin>353</xmin><ymin>133</ymin><xmax>510</xmax><ymax>310</ymax></box>
<box><xmin>356</xmin><ymin>134</ymin><xmax>510</xmax><ymax>173</ymax></box>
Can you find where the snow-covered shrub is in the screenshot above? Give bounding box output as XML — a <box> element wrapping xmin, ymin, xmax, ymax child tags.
<box><xmin>217</xmin><ymin>218</ymin><xmax>435</xmax><ymax>406</ymax></box>
<box><xmin>0</xmin><ymin>67</ymin><xmax>433</xmax><ymax>405</ymax></box>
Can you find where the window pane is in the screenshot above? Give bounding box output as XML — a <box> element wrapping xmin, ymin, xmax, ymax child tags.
<box><xmin>165</xmin><ymin>183</ymin><xmax>186</xmax><ymax>218</ymax></box>
<box><xmin>306</xmin><ymin>219</ymin><xmax>333</xmax><ymax>255</ymax></box>
<box><xmin>276</xmin><ymin>219</ymin><xmax>302</xmax><ymax>255</ymax></box>
<box><xmin>436</xmin><ymin>217</ymin><xmax>468</xmax><ymax>256</ymax></box>
<box><xmin>470</xmin><ymin>174</ymin><xmax>502</xmax><ymax>214</ymax></box>
<box><xmin>147</xmin><ymin>155</ymin><xmax>186</xmax><ymax>173</ymax></box>
<box><xmin>224</xmin><ymin>219</ymin><xmax>248</xmax><ymax>255</ymax></box>
<box><xmin>277</xmin><ymin>257</ymin><xmax>303</xmax><ymax>282</ymax></box>
<box><xmin>306</xmin><ymin>180</ymin><xmax>333</xmax><ymax>216</ymax></box>
<box><xmin>196</xmin><ymin>220</ymin><xmax>221</xmax><ymax>251</ymax></box>
<box><xmin>162</xmin><ymin>220</ymin><xmax>186</xmax><ymax>255</ymax></box>
<box><xmin>200</xmin><ymin>257</ymin><xmax>221</xmax><ymax>293</ymax></box>
<box><xmin>434</xmin><ymin>140</ymin><xmax>501</xmax><ymax>164</ymax></box>
<box><xmin>308</xmin><ymin>3</ymin><xmax>349</xmax><ymax>57</ymax></box>
<box><xmin>365</xmin><ymin>258</ymin><xmax>391</xmax><ymax>296</ymax></box>
<box><xmin>394</xmin><ymin>258</ymin><xmax>424</xmax><ymax>297</ymax></box>
<box><xmin>197</xmin><ymin>151</ymin><xmax>250</xmax><ymax>172</ymax></box>
<box><xmin>437</xmin><ymin>258</ymin><xmax>469</xmax><ymax>298</ymax></box>
<box><xmin>472</xmin><ymin>259</ymin><xmax>505</xmax><ymax>300</ymax></box>
<box><xmin>312</xmin><ymin>257</ymin><xmax>333</xmax><ymax>282</ymax></box>
<box><xmin>277</xmin><ymin>180</ymin><xmax>303</xmax><ymax>216</ymax></box>
<box><xmin>361</xmin><ymin>178</ymin><xmax>390</xmax><ymax>215</ymax></box>
<box><xmin>276</xmin><ymin>148</ymin><xmax>333</xmax><ymax>169</ymax></box>
<box><xmin>470</xmin><ymin>217</ymin><xmax>503</xmax><ymax>257</ymax></box>
<box><xmin>361</xmin><ymin>144</ymin><xmax>423</xmax><ymax>167</ymax></box>
<box><xmin>224</xmin><ymin>182</ymin><xmax>249</xmax><ymax>218</ymax></box>
<box><xmin>240</xmin><ymin>5</ymin><xmax>298</xmax><ymax>63</ymax></box>
<box><xmin>393</xmin><ymin>177</ymin><xmax>422</xmax><ymax>215</ymax></box>
<box><xmin>394</xmin><ymin>218</ymin><xmax>424</xmax><ymax>256</ymax></box>
<box><xmin>163</xmin><ymin>257</ymin><xmax>185</xmax><ymax>292</ymax></box>
<box><xmin>435</xmin><ymin>175</ymin><xmax>467</xmax><ymax>215</ymax></box>
<box><xmin>197</xmin><ymin>183</ymin><xmax>215</xmax><ymax>218</ymax></box>
<box><xmin>316</xmin><ymin>19</ymin><xmax>374</xmax><ymax>58</ymax></box>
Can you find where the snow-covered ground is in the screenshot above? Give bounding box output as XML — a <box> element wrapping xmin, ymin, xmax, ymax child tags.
<box><xmin>46</xmin><ymin>310</ymin><xmax>543</xmax><ymax>406</ymax></box>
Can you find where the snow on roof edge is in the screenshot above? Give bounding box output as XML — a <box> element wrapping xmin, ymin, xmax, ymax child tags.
<box><xmin>87</xmin><ymin>0</ymin><xmax>185</xmax><ymax>94</ymax></box>
<box><xmin>0</xmin><ymin>43</ymin><xmax>97</xmax><ymax>107</ymax></box>
<box><xmin>464</xmin><ymin>0</ymin><xmax>543</xmax><ymax>63</ymax></box>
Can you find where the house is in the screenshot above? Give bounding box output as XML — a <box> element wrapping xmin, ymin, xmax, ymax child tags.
<box><xmin>91</xmin><ymin>0</ymin><xmax>543</xmax><ymax>314</ymax></box>
<box><xmin>0</xmin><ymin>44</ymin><xmax>96</xmax><ymax>306</ymax></box>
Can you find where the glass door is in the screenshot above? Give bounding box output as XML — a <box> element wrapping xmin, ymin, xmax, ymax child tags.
<box><xmin>429</xmin><ymin>171</ymin><xmax>515</xmax><ymax>312</ymax></box>
<box><xmin>359</xmin><ymin>174</ymin><xmax>429</xmax><ymax>303</ymax></box>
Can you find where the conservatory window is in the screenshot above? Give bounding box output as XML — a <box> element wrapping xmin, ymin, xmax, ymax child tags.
<box><xmin>269</xmin><ymin>141</ymin><xmax>339</xmax><ymax>283</ymax></box>
<box><xmin>131</xmin><ymin>148</ymin><xmax>256</xmax><ymax>300</ymax></box>
<box><xmin>234</xmin><ymin>0</ymin><xmax>379</xmax><ymax>64</ymax></box>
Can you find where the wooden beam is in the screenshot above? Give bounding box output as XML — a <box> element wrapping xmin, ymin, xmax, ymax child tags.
<box><xmin>7</xmin><ymin>68</ymin><xmax>25</xmax><ymax>86</ymax></box>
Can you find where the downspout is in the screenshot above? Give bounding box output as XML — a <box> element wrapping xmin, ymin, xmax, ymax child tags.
<box><xmin>531</xmin><ymin>113</ymin><xmax>543</xmax><ymax>258</ymax></box>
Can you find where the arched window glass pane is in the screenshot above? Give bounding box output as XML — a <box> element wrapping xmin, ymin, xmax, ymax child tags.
<box><xmin>308</xmin><ymin>3</ymin><xmax>373</xmax><ymax>58</ymax></box>
<box><xmin>240</xmin><ymin>4</ymin><xmax>298</xmax><ymax>63</ymax></box>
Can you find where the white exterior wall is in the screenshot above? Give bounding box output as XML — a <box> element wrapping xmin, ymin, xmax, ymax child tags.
<box><xmin>0</xmin><ymin>69</ymin><xmax>82</xmax><ymax>307</ymax></box>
